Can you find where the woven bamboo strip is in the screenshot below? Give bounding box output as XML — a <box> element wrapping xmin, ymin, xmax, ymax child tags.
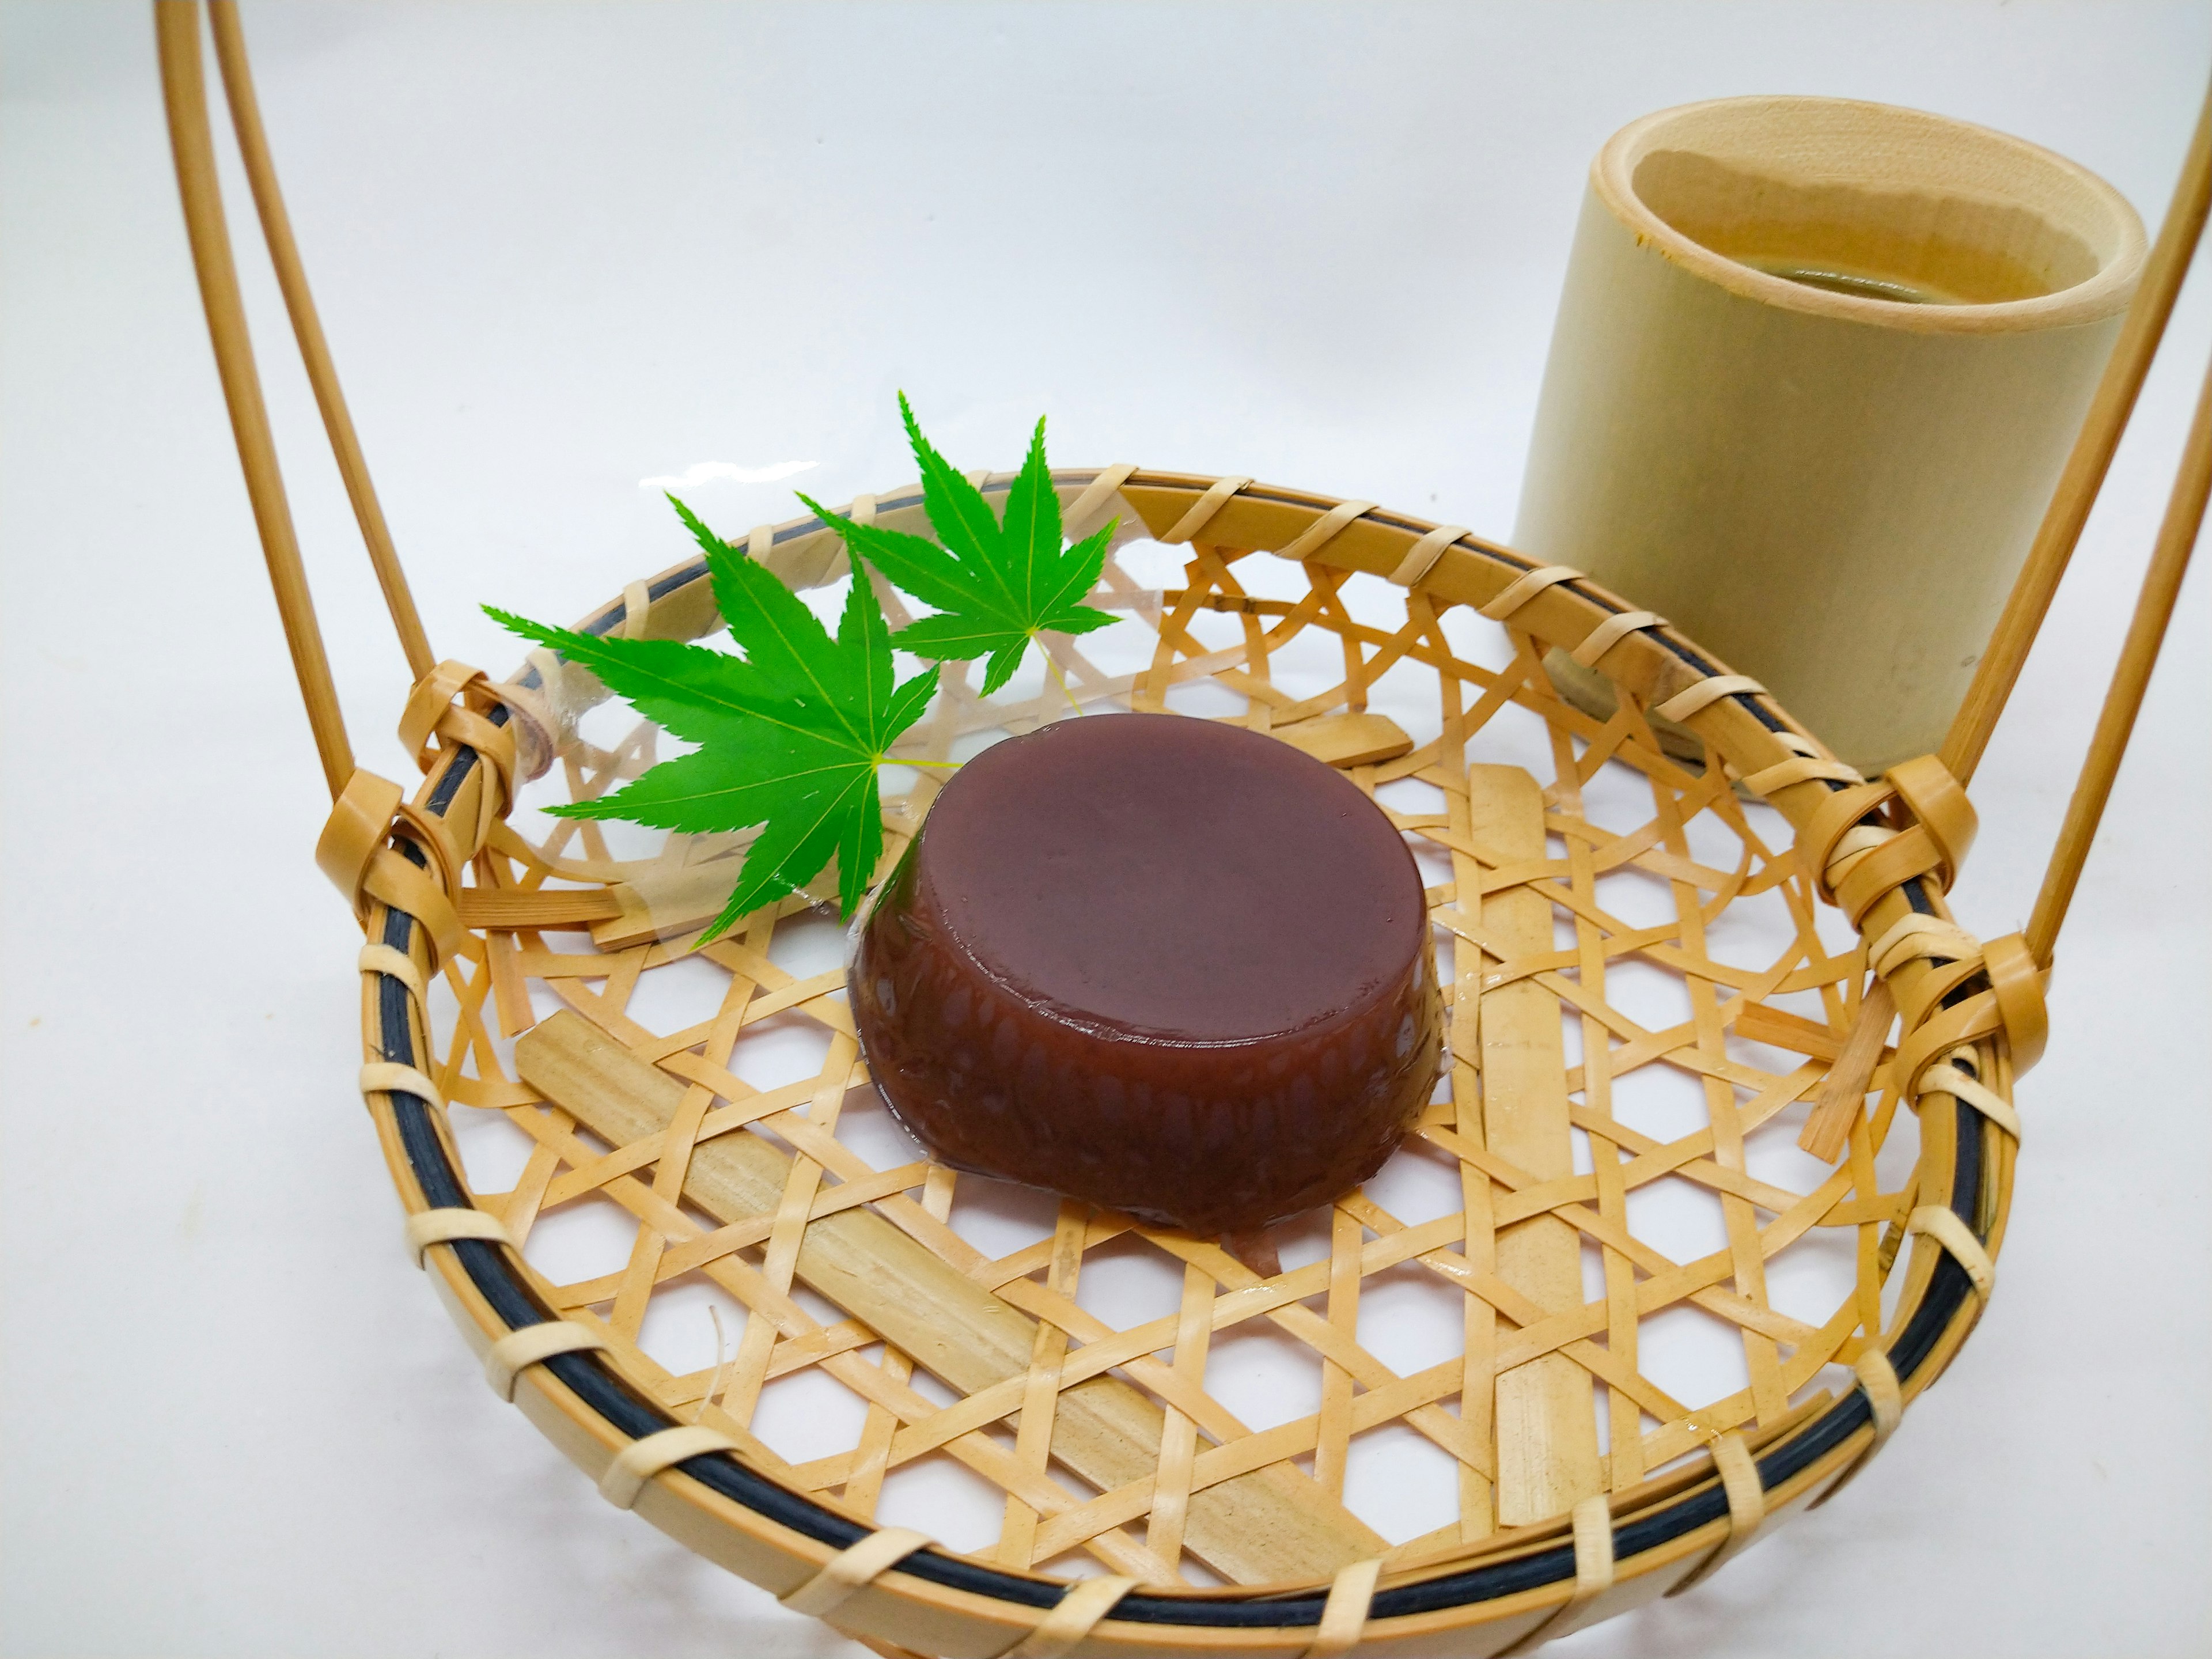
<box><xmin>1142</xmin><ymin>1262</ymin><xmax>1216</xmax><ymax>1569</ymax></box>
<box><xmin>1469</xmin><ymin>764</ymin><xmax>1601</xmax><ymax>1525</ymax></box>
<box><xmin>1548</xmin><ymin>726</ymin><xmax>1645</xmax><ymax>1491</ymax></box>
<box><xmin>998</xmin><ymin>1202</ymin><xmax>1087</xmax><ymax>1571</ymax></box>
<box><xmin>514</xmin><ymin>1010</ymin><xmax>1387</xmax><ymax>1585</ymax></box>
<box><xmin>1435</xmin><ymin>638</ymin><xmax>1499</xmax><ymax>1543</ymax></box>
<box><xmin>844</xmin><ymin>1162</ymin><xmax>957</xmax><ymax>1520</ymax></box>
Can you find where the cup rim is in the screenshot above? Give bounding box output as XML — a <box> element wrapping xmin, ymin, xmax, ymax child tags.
<box><xmin>1593</xmin><ymin>93</ymin><xmax>2147</xmax><ymax>334</ymax></box>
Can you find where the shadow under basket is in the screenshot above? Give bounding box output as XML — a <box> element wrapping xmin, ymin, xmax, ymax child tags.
<box><xmin>156</xmin><ymin>4</ymin><xmax>2212</xmax><ymax>1652</ymax></box>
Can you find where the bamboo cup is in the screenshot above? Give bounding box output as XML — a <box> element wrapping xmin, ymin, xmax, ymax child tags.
<box><xmin>1516</xmin><ymin>96</ymin><xmax>2145</xmax><ymax>774</ymax></box>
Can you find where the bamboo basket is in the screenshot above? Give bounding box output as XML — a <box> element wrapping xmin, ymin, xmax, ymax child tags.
<box><xmin>156</xmin><ymin>6</ymin><xmax>2211</xmax><ymax>1654</ymax></box>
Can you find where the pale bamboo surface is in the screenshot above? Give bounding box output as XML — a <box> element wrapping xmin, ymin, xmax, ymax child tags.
<box><xmin>1517</xmin><ymin>94</ymin><xmax>2147</xmax><ymax>775</ymax></box>
<box><xmin>1466</xmin><ymin>764</ymin><xmax>1599</xmax><ymax>1527</ymax></box>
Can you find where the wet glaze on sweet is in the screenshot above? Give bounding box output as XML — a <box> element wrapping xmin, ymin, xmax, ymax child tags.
<box><xmin>852</xmin><ymin>713</ymin><xmax>1441</xmax><ymax>1234</ymax></box>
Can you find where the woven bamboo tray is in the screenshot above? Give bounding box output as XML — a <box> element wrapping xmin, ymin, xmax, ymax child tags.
<box><xmin>156</xmin><ymin>6</ymin><xmax>2212</xmax><ymax>1653</ymax></box>
<box><xmin>361</xmin><ymin>471</ymin><xmax>2021</xmax><ymax>1658</ymax></box>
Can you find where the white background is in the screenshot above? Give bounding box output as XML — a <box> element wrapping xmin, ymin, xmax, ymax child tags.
<box><xmin>4</xmin><ymin>3</ymin><xmax>2208</xmax><ymax>1656</ymax></box>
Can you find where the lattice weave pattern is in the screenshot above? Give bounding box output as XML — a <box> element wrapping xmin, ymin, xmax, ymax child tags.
<box><xmin>338</xmin><ymin>472</ymin><xmax>2039</xmax><ymax>1652</ymax></box>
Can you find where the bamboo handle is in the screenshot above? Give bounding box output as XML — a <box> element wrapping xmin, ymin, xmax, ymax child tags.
<box><xmin>156</xmin><ymin>0</ymin><xmax>352</xmax><ymax>798</ymax></box>
<box><xmin>206</xmin><ymin>0</ymin><xmax>434</xmax><ymax>683</ymax></box>
<box><xmin>2025</xmin><ymin>349</ymin><xmax>2212</xmax><ymax>967</ymax></box>
<box><xmin>1942</xmin><ymin>78</ymin><xmax>2212</xmax><ymax>786</ymax></box>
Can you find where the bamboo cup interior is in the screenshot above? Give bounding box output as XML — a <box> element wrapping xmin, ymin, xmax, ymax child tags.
<box><xmin>1600</xmin><ymin>96</ymin><xmax>2143</xmax><ymax>328</ymax></box>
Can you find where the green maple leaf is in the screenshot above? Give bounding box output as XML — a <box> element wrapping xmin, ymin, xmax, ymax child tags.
<box><xmin>798</xmin><ymin>393</ymin><xmax>1118</xmax><ymax>696</ymax></box>
<box><xmin>485</xmin><ymin>497</ymin><xmax>938</xmax><ymax>942</ymax></box>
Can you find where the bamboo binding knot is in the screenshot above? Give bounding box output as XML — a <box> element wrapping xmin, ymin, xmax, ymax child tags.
<box><xmin>1866</xmin><ymin>910</ymin><xmax>2030</xmax><ymax>1127</ymax></box>
<box><xmin>1301</xmin><ymin>1557</ymin><xmax>1385</xmax><ymax>1659</ymax></box>
<box><xmin>1160</xmin><ymin>475</ymin><xmax>1253</xmax><ymax>544</ymax></box>
<box><xmin>357</xmin><ymin>942</ymin><xmax>426</xmax><ymax>1005</ymax></box>
<box><xmin>1667</xmin><ymin>1431</ymin><xmax>1768</xmax><ymax>1596</ymax></box>
<box><xmin>363</xmin><ymin>1060</ymin><xmax>445</xmax><ymax>1119</ymax></box>
<box><xmin>775</xmin><ymin>1478</ymin><xmax>1142</xmax><ymax>1650</ymax></box>
<box><xmin>1737</xmin><ymin>729</ymin><xmax>1862</xmax><ymax>797</ymax></box>
<box><xmin>400</xmin><ymin>1204</ymin><xmax>513</xmax><ymax>1267</ymax></box>
<box><xmin>1569</xmin><ymin>608</ymin><xmax>1667</xmax><ymax>671</ymax></box>
<box><xmin>487</xmin><ymin>647</ymin><xmax>566</xmax><ymax>787</ymax></box>
<box><xmin>1982</xmin><ymin>930</ymin><xmax>2051</xmax><ymax>1073</ymax></box>
<box><xmin>1867</xmin><ymin>912</ymin><xmax>1980</xmax><ymax>981</ymax></box>
<box><xmin>1859</xmin><ymin>905</ymin><xmax>2046</xmax><ymax>1096</ymax></box>
<box><xmin>1813</xmin><ymin>1346</ymin><xmax>1904</xmax><ymax>1509</ymax></box>
<box><xmin>1277</xmin><ymin>499</ymin><xmax>1377</xmax><ymax>565</ymax></box>
<box><xmin>315</xmin><ymin>767</ymin><xmax>464</xmax><ymax>972</ymax></box>
<box><xmin>1060</xmin><ymin>464</ymin><xmax>1138</xmax><ymax>545</ymax></box>
<box><xmin>1498</xmin><ymin>1495</ymin><xmax>1615</xmax><ymax>1655</ymax></box>
<box><xmin>1388</xmin><ymin>524</ymin><xmax>1469</xmax><ymax>589</ymax></box>
<box><xmin>397</xmin><ymin>658</ymin><xmax>518</xmax><ymax>855</ymax></box>
<box><xmin>1887</xmin><ymin>929</ymin><xmax>2050</xmax><ymax>1099</ymax></box>
<box><xmin>1916</xmin><ymin>1053</ymin><xmax>2025</xmax><ymax>1143</ymax></box>
<box><xmin>1652</xmin><ymin>672</ymin><xmax>1768</xmax><ymax>725</ymax></box>
<box><xmin>482</xmin><ymin>1320</ymin><xmax>609</xmax><ymax>1403</ymax></box>
<box><xmin>1907</xmin><ymin>1205</ymin><xmax>1998</xmax><ymax>1303</ymax></box>
<box><xmin>777</xmin><ymin>1527</ymin><xmax>935</xmax><ymax>1620</ymax></box>
<box><xmin>1790</xmin><ymin>752</ymin><xmax>1976</xmax><ymax>923</ymax></box>
<box><xmin>997</xmin><ymin>1575</ymin><xmax>1139</xmax><ymax>1659</ymax></box>
<box><xmin>762</xmin><ymin>515</ymin><xmax>861</xmax><ymax>593</ymax></box>
<box><xmin>599</xmin><ymin>1423</ymin><xmax>745</xmax><ymax>1511</ymax></box>
<box><xmin>1478</xmin><ymin>562</ymin><xmax>1581</xmax><ymax>622</ymax></box>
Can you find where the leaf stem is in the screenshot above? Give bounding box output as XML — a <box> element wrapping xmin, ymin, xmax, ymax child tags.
<box><xmin>1039</xmin><ymin>638</ymin><xmax>1085</xmax><ymax>717</ymax></box>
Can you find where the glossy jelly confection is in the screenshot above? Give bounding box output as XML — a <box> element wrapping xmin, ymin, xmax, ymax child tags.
<box><xmin>851</xmin><ymin>712</ymin><xmax>1440</xmax><ymax>1234</ymax></box>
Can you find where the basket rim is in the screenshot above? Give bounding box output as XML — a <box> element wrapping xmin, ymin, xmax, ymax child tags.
<box><xmin>368</xmin><ymin>468</ymin><xmax>2006</xmax><ymax>1647</ymax></box>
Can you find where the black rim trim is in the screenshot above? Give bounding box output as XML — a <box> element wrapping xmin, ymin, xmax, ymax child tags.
<box><xmin>377</xmin><ymin>480</ymin><xmax>1987</xmax><ymax>1630</ymax></box>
